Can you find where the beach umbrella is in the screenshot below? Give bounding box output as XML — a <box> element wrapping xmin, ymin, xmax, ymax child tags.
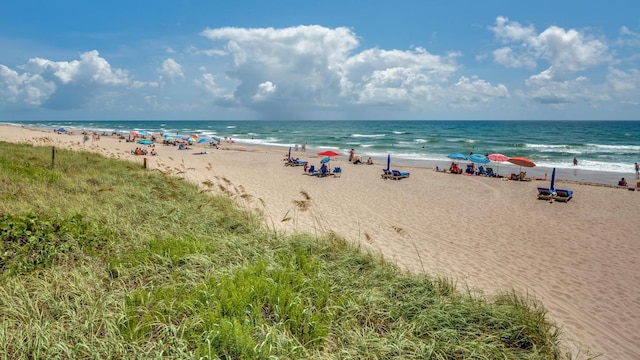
<box><xmin>386</xmin><ymin>154</ymin><xmax>391</xmax><ymax>171</ymax></box>
<box><xmin>487</xmin><ymin>153</ymin><xmax>509</xmax><ymax>176</ymax></box>
<box><xmin>447</xmin><ymin>153</ymin><xmax>468</xmax><ymax>161</ymax></box>
<box><xmin>197</xmin><ymin>138</ymin><xmax>209</xmax><ymax>144</ymax></box>
<box><xmin>508</xmin><ymin>157</ymin><xmax>536</xmax><ymax>168</ymax></box>
<box><xmin>508</xmin><ymin>156</ymin><xmax>536</xmax><ymax>174</ymax></box>
<box><xmin>137</xmin><ymin>130</ymin><xmax>150</xmax><ymax>136</ymax></box>
<box><xmin>288</xmin><ymin>146</ymin><xmax>292</xmax><ymax>160</ymax></box>
<box><xmin>56</xmin><ymin>127</ymin><xmax>66</xmax><ymax>133</ymax></box>
<box><xmin>130</xmin><ymin>131</ymin><xmax>139</xmax><ymax>138</ymax></box>
<box><xmin>469</xmin><ymin>153</ymin><xmax>490</xmax><ymax>164</ymax></box>
<box><xmin>550</xmin><ymin>167</ymin><xmax>556</xmax><ymax>192</ymax></box>
<box><xmin>320</xmin><ymin>157</ymin><xmax>331</xmax><ymax>164</ymax></box>
<box><xmin>317</xmin><ymin>150</ymin><xmax>341</xmax><ymax>157</ymax></box>
<box><xmin>487</xmin><ymin>153</ymin><xmax>509</xmax><ymax>162</ymax></box>
<box><xmin>138</xmin><ymin>139</ymin><xmax>153</xmax><ymax>145</ymax></box>
<box><xmin>211</xmin><ymin>136</ymin><xmax>220</xmax><ymax>142</ymax></box>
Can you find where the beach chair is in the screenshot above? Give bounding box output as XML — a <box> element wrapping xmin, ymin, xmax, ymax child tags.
<box><xmin>486</xmin><ymin>167</ymin><xmax>494</xmax><ymax>177</ymax></box>
<box><xmin>554</xmin><ymin>189</ymin><xmax>573</xmax><ymax>202</ymax></box>
<box><xmin>381</xmin><ymin>169</ymin><xmax>393</xmax><ymax>179</ymax></box>
<box><xmin>391</xmin><ymin>169</ymin><xmax>410</xmax><ymax>180</ymax></box>
<box><xmin>537</xmin><ymin>187</ymin><xmax>554</xmax><ymax>200</ymax></box>
<box><xmin>307</xmin><ymin>165</ymin><xmax>319</xmax><ymax>176</ymax></box>
<box><xmin>285</xmin><ymin>158</ymin><xmax>308</xmax><ymax>167</ymax></box>
<box><xmin>519</xmin><ymin>171</ymin><xmax>532</xmax><ymax>181</ymax></box>
<box><xmin>332</xmin><ymin>167</ymin><xmax>342</xmax><ymax>178</ymax></box>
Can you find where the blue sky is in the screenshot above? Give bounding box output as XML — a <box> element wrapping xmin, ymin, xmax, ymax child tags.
<box><xmin>1</xmin><ymin>0</ymin><xmax>639</xmax><ymax>121</ymax></box>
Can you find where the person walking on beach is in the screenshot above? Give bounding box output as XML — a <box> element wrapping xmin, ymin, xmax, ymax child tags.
<box><xmin>573</xmin><ymin>157</ymin><xmax>578</xmax><ymax>166</ymax></box>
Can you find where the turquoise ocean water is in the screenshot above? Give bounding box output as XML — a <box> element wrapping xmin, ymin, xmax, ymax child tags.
<box><xmin>3</xmin><ymin>120</ymin><xmax>640</xmax><ymax>183</ymax></box>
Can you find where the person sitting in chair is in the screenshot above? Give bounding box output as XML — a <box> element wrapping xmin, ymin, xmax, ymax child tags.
<box><xmin>618</xmin><ymin>177</ymin><xmax>627</xmax><ymax>186</ymax></box>
<box><xmin>320</xmin><ymin>163</ymin><xmax>328</xmax><ymax>176</ymax></box>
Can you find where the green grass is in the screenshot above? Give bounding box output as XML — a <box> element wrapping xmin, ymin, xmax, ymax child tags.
<box><xmin>0</xmin><ymin>141</ymin><xmax>571</xmax><ymax>359</ymax></box>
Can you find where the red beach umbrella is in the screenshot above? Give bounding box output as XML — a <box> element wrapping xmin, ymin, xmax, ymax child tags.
<box><xmin>317</xmin><ymin>150</ymin><xmax>341</xmax><ymax>157</ymax></box>
<box><xmin>508</xmin><ymin>157</ymin><xmax>536</xmax><ymax>168</ymax></box>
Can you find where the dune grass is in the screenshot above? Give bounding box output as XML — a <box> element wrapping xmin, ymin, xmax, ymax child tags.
<box><xmin>0</xmin><ymin>141</ymin><xmax>568</xmax><ymax>359</ymax></box>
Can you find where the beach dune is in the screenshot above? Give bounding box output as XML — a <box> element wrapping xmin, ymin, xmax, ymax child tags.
<box><xmin>2</xmin><ymin>125</ymin><xmax>639</xmax><ymax>359</ymax></box>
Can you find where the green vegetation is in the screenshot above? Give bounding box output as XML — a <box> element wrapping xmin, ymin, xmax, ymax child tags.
<box><xmin>0</xmin><ymin>142</ymin><xmax>566</xmax><ymax>359</ymax></box>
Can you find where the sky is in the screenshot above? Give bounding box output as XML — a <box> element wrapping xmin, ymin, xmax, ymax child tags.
<box><xmin>1</xmin><ymin>0</ymin><xmax>639</xmax><ymax>121</ymax></box>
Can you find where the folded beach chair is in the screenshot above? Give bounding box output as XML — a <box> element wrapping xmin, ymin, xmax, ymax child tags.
<box><xmin>554</xmin><ymin>189</ymin><xmax>573</xmax><ymax>202</ymax></box>
<box><xmin>381</xmin><ymin>169</ymin><xmax>393</xmax><ymax>179</ymax></box>
<box><xmin>391</xmin><ymin>169</ymin><xmax>410</xmax><ymax>180</ymax></box>
<box><xmin>537</xmin><ymin>187</ymin><xmax>554</xmax><ymax>200</ymax></box>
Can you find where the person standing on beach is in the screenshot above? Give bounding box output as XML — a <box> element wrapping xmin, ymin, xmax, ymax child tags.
<box><xmin>635</xmin><ymin>162</ymin><xmax>639</xmax><ymax>179</ymax></box>
<box><xmin>573</xmin><ymin>157</ymin><xmax>578</xmax><ymax>166</ymax></box>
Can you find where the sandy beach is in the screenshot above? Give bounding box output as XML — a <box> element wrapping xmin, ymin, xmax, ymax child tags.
<box><xmin>2</xmin><ymin>124</ymin><xmax>639</xmax><ymax>359</ymax></box>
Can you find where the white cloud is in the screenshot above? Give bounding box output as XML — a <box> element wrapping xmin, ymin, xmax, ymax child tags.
<box><xmin>447</xmin><ymin>76</ymin><xmax>510</xmax><ymax>108</ymax></box>
<box><xmin>158</xmin><ymin>58</ymin><xmax>184</xmax><ymax>83</ymax></box>
<box><xmin>198</xmin><ymin>25</ymin><xmax>504</xmax><ymax>118</ymax></box>
<box><xmin>489</xmin><ymin>17</ymin><xmax>609</xmax><ymax>72</ymax></box>
<box><xmin>492</xmin><ymin>47</ymin><xmax>537</xmax><ymax>69</ymax></box>
<box><xmin>253</xmin><ymin>81</ymin><xmax>276</xmax><ymax>101</ymax></box>
<box><xmin>524</xmin><ymin>67</ymin><xmax>607</xmax><ymax>104</ymax></box>
<box><xmin>0</xmin><ymin>64</ymin><xmax>55</xmax><ymax>108</ymax></box>
<box><xmin>0</xmin><ymin>50</ymin><xmax>131</xmax><ymax>110</ymax></box>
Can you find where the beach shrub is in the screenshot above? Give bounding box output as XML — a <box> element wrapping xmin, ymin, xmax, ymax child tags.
<box><xmin>0</xmin><ymin>212</ymin><xmax>106</xmax><ymax>275</ymax></box>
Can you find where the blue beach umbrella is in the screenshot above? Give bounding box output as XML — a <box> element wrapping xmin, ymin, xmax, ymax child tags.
<box><xmin>469</xmin><ymin>153</ymin><xmax>490</xmax><ymax>164</ymax></box>
<box><xmin>550</xmin><ymin>167</ymin><xmax>556</xmax><ymax>192</ymax></box>
<box><xmin>320</xmin><ymin>157</ymin><xmax>330</xmax><ymax>163</ymax></box>
<box><xmin>197</xmin><ymin>138</ymin><xmax>209</xmax><ymax>143</ymax></box>
<box><xmin>448</xmin><ymin>153</ymin><xmax>468</xmax><ymax>161</ymax></box>
<box><xmin>211</xmin><ymin>136</ymin><xmax>220</xmax><ymax>142</ymax></box>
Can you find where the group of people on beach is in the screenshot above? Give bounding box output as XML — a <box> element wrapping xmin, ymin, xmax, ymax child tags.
<box><xmin>348</xmin><ymin>149</ymin><xmax>373</xmax><ymax>165</ymax></box>
<box><xmin>131</xmin><ymin>147</ymin><xmax>157</xmax><ymax>156</ymax></box>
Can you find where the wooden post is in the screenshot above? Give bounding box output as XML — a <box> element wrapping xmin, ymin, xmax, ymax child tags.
<box><xmin>51</xmin><ymin>146</ymin><xmax>55</xmax><ymax>169</ymax></box>
<box><xmin>143</xmin><ymin>157</ymin><xmax>147</xmax><ymax>169</ymax></box>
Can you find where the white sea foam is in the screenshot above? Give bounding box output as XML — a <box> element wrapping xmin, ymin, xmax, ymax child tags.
<box><xmin>352</xmin><ymin>133</ymin><xmax>386</xmax><ymax>138</ymax></box>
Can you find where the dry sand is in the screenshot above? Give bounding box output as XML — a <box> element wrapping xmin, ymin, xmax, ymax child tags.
<box><xmin>2</xmin><ymin>125</ymin><xmax>640</xmax><ymax>359</ymax></box>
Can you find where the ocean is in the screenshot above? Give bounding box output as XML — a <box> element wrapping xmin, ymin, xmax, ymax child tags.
<box><xmin>3</xmin><ymin>120</ymin><xmax>640</xmax><ymax>183</ymax></box>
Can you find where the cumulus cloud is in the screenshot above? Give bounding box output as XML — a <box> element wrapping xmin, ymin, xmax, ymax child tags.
<box><xmin>158</xmin><ymin>58</ymin><xmax>184</xmax><ymax>84</ymax></box>
<box><xmin>489</xmin><ymin>16</ymin><xmax>609</xmax><ymax>72</ymax></box>
<box><xmin>524</xmin><ymin>67</ymin><xmax>607</xmax><ymax>104</ymax></box>
<box><xmin>198</xmin><ymin>25</ymin><xmax>508</xmax><ymax>118</ymax></box>
<box><xmin>0</xmin><ymin>50</ymin><xmax>130</xmax><ymax>110</ymax></box>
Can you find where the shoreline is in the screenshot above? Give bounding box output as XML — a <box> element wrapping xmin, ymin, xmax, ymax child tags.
<box><xmin>2</xmin><ymin>124</ymin><xmax>640</xmax><ymax>359</ymax></box>
<box><xmin>4</xmin><ymin>122</ymin><xmax>638</xmax><ymax>186</ymax></box>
